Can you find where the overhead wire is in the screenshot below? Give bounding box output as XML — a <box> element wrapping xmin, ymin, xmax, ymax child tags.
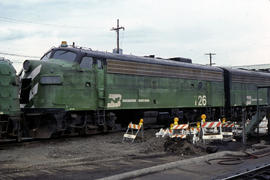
<box><xmin>0</xmin><ymin>16</ymin><xmax>87</xmax><ymax>29</ymax></box>
<box><xmin>0</xmin><ymin>51</ymin><xmax>39</xmax><ymax>58</ymax></box>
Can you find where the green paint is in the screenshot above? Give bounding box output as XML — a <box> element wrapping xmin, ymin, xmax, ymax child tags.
<box><xmin>22</xmin><ymin>59</ymin><xmax>97</xmax><ymax>110</ymax></box>
<box><xmin>230</xmin><ymin>82</ymin><xmax>268</xmax><ymax>106</ymax></box>
<box><xmin>105</xmin><ymin>73</ymin><xmax>224</xmax><ymax>109</ymax></box>
<box><xmin>0</xmin><ymin>59</ymin><xmax>20</xmax><ymax>116</ymax></box>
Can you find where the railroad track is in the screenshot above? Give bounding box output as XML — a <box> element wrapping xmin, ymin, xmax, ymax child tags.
<box><xmin>223</xmin><ymin>163</ymin><xmax>270</xmax><ymax>180</ymax></box>
<box><xmin>0</xmin><ymin>135</ymin><xmax>95</xmax><ymax>149</ymax></box>
<box><xmin>0</xmin><ymin>153</ymin><xmax>178</xmax><ymax>179</ymax></box>
<box><xmin>0</xmin><ymin>128</ymin><xmax>124</xmax><ymax>148</ymax></box>
<box><xmin>0</xmin><ymin>138</ymin><xmax>35</xmax><ymax>149</ymax></box>
<box><xmin>0</xmin><ymin>125</ymin><xmax>162</xmax><ymax>149</ymax></box>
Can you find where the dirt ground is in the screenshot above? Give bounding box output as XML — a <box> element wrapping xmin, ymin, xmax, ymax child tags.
<box><xmin>0</xmin><ymin>129</ymin><xmax>248</xmax><ymax>179</ymax></box>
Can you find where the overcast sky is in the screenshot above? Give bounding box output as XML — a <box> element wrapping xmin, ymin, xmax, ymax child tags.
<box><xmin>0</xmin><ymin>0</ymin><xmax>270</xmax><ymax>71</ymax></box>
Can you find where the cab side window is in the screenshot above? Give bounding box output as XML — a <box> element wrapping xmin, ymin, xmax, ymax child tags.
<box><xmin>80</xmin><ymin>57</ymin><xmax>93</xmax><ymax>69</ymax></box>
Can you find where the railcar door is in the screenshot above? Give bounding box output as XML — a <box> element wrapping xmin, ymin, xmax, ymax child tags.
<box><xmin>78</xmin><ymin>56</ymin><xmax>96</xmax><ymax>109</ymax></box>
<box><xmin>94</xmin><ymin>58</ymin><xmax>105</xmax><ymax>109</ymax></box>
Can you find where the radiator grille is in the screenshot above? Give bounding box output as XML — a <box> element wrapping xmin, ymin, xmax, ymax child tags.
<box><xmin>107</xmin><ymin>59</ymin><xmax>223</xmax><ymax>82</ymax></box>
<box><xmin>231</xmin><ymin>75</ymin><xmax>270</xmax><ymax>85</ymax></box>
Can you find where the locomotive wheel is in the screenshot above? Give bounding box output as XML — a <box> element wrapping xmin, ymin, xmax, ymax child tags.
<box><xmin>16</xmin><ymin>132</ymin><xmax>22</xmax><ymax>142</ymax></box>
<box><xmin>16</xmin><ymin>117</ymin><xmax>22</xmax><ymax>142</ymax></box>
<box><xmin>28</xmin><ymin>114</ymin><xmax>57</xmax><ymax>139</ymax></box>
<box><xmin>78</xmin><ymin>126</ymin><xmax>87</xmax><ymax>136</ymax></box>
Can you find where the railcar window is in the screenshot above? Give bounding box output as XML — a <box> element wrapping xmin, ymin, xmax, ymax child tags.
<box><xmin>50</xmin><ymin>50</ymin><xmax>77</xmax><ymax>63</ymax></box>
<box><xmin>41</xmin><ymin>51</ymin><xmax>52</xmax><ymax>61</ymax></box>
<box><xmin>97</xmin><ymin>59</ymin><xmax>103</xmax><ymax>69</ymax></box>
<box><xmin>80</xmin><ymin>57</ymin><xmax>93</xmax><ymax>69</ymax></box>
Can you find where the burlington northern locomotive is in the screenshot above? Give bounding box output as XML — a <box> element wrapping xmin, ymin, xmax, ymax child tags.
<box><xmin>0</xmin><ymin>58</ymin><xmax>21</xmax><ymax>140</ymax></box>
<box><xmin>16</xmin><ymin>42</ymin><xmax>270</xmax><ymax>138</ymax></box>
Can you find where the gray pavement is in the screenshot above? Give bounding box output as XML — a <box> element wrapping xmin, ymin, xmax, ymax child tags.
<box><xmin>98</xmin><ymin>146</ymin><xmax>270</xmax><ymax>180</ymax></box>
<box><xmin>134</xmin><ymin>151</ymin><xmax>270</xmax><ymax>180</ymax></box>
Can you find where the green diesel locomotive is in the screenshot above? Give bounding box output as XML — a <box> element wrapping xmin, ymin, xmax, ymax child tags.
<box><xmin>19</xmin><ymin>42</ymin><xmax>270</xmax><ymax>138</ymax></box>
<box><xmin>0</xmin><ymin>58</ymin><xmax>21</xmax><ymax>140</ymax></box>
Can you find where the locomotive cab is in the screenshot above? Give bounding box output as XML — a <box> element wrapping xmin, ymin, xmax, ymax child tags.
<box><xmin>20</xmin><ymin>43</ymin><xmax>106</xmax><ymax>138</ymax></box>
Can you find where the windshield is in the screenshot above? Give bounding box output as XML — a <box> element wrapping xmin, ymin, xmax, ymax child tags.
<box><xmin>49</xmin><ymin>50</ymin><xmax>77</xmax><ymax>63</ymax></box>
<box><xmin>40</xmin><ymin>51</ymin><xmax>52</xmax><ymax>61</ymax></box>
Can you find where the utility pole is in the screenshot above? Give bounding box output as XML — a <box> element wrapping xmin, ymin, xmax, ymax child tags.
<box><xmin>205</xmin><ymin>53</ymin><xmax>216</xmax><ymax>66</ymax></box>
<box><xmin>111</xmin><ymin>19</ymin><xmax>125</xmax><ymax>54</ymax></box>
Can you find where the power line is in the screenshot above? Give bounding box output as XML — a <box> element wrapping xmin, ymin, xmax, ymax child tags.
<box><xmin>0</xmin><ymin>16</ymin><xmax>86</xmax><ymax>29</ymax></box>
<box><xmin>0</xmin><ymin>51</ymin><xmax>40</xmax><ymax>58</ymax></box>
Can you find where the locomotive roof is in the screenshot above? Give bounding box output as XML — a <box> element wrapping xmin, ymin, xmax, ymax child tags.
<box><xmin>0</xmin><ymin>57</ymin><xmax>16</xmax><ymax>73</ymax></box>
<box><xmin>51</xmin><ymin>46</ymin><xmax>223</xmax><ymax>72</ymax></box>
<box><xmin>0</xmin><ymin>57</ymin><xmax>11</xmax><ymax>64</ymax></box>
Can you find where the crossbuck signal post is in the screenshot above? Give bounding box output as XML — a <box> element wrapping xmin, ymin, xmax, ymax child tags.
<box><xmin>111</xmin><ymin>19</ymin><xmax>125</xmax><ymax>54</ymax></box>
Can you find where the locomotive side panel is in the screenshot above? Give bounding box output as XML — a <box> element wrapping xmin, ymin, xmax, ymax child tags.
<box><xmin>105</xmin><ymin>59</ymin><xmax>224</xmax><ymax>110</ymax></box>
<box><xmin>229</xmin><ymin>69</ymin><xmax>270</xmax><ymax>107</ymax></box>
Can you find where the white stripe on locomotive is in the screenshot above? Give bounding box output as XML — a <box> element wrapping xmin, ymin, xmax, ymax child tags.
<box><xmin>29</xmin><ymin>83</ymin><xmax>39</xmax><ymax>101</ymax></box>
<box><xmin>27</xmin><ymin>64</ymin><xmax>42</xmax><ymax>80</ymax></box>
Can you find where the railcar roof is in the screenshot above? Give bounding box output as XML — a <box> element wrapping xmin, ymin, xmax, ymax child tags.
<box><xmin>52</xmin><ymin>46</ymin><xmax>223</xmax><ymax>72</ymax></box>
<box><xmin>222</xmin><ymin>67</ymin><xmax>270</xmax><ymax>78</ymax></box>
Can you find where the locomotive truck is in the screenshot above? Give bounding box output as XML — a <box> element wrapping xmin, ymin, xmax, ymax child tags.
<box><xmin>18</xmin><ymin>42</ymin><xmax>270</xmax><ymax>138</ymax></box>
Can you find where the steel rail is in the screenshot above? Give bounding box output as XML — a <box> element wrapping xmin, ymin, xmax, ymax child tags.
<box><xmin>222</xmin><ymin>163</ymin><xmax>270</xmax><ymax>180</ymax></box>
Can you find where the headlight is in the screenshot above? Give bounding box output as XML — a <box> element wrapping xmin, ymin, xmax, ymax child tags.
<box><xmin>23</xmin><ymin>60</ymin><xmax>31</xmax><ymax>72</ymax></box>
<box><xmin>40</xmin><ymin>76</ymin><xmax>62</xmax><ymax>85</ymax></box>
